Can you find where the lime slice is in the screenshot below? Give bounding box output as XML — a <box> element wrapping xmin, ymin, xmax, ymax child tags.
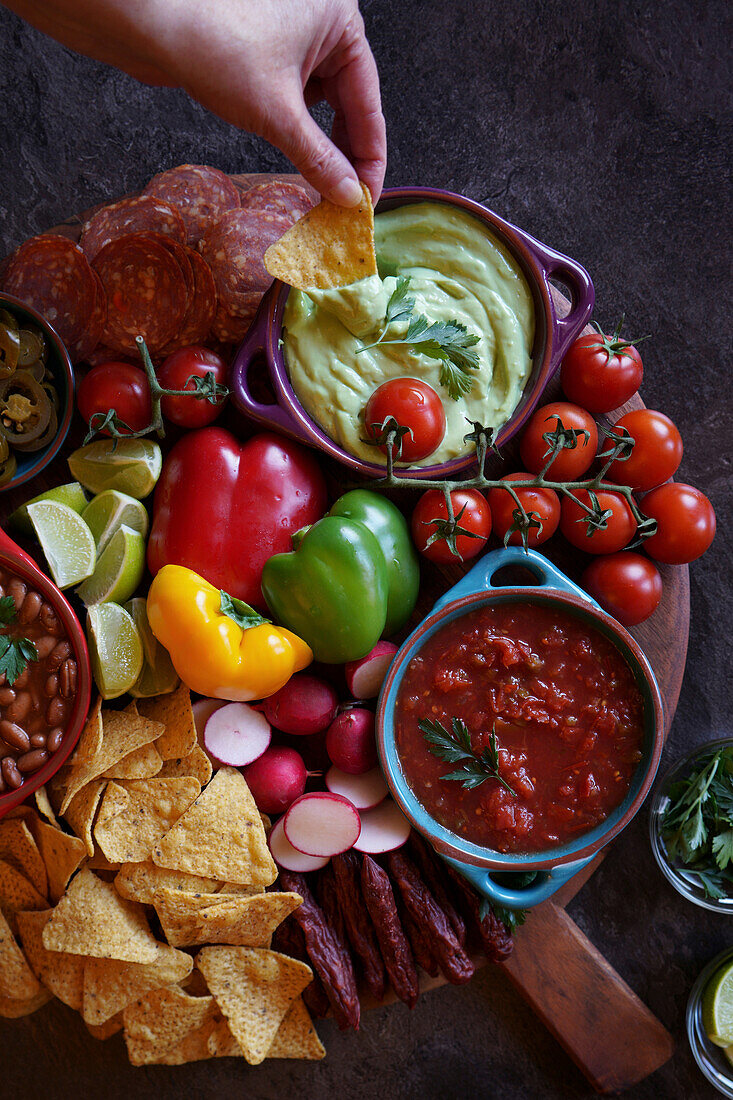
<box><xmin>76</xmin><ymin>525</ymin><xmax>146</xmax><ymax>607</ymax></box>
<box><xmin>27</xmin><ymin>501</ymin><xmax>96</xmax><ymax>589</ymax></box>
<box><xmin>11</xmin><ymin>482</ymin><xmax>88</xmax><ymax>536</ymax></box>
<box><xmin>87</xmin><ymin>602</ymin><xmax>144</xmax><ymax>700</ymax></box>
<box><xmin>125</xmin><ymin>597</ymin><xmax>179</xmax><ymax>697</ymax></box>
<box><xmin>703</xmin><ymin>960</ymin><xmax>733</xmax><ymax>1046</ymax></box>
<box><xmin>68</xmin><ymin>438</ymin><xmax>162</xmax><ymax>499</ymax></box>
<box><xmin>82</xmin><ymin>489</ymin><xmax>149</xmax><ymax>553</ymax></box>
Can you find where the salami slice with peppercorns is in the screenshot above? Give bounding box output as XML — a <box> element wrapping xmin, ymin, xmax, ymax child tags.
<box><xmin>239</xmin><ymin>180</ymin><xmax>314</xmax><ymax>224</ymax></box>
<box><xmin>80</xmin><ymin>195</ymin><xmax>186</xmax><ymax>262</ymax></box>
<box><xmin>144</xmin><ymin>164</ymin><xmax>240</xmax><ymax>246</ymax></box>
<box><xmin>67</xmin><ymin>269</ymin><xmax>107</xmax><ymax>364</ymax></box>
<box><xmin>159</xmin><ymin>248</ymin><xmax>217</xmax><ymax>356</ymax></box>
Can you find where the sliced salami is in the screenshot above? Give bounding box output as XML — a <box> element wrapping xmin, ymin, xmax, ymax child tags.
<box><xmin>199</xmin><ymin>207</ymin><xmax>290</xmax><ymax>328</ymax></box>
<box><xmin>92</xmin><ymin>232</ymin><xmax>189</xmax><ymax>356</ymax></box>
<box><xmin>68</xmin><ymin>269</ymin><xmax>107</xmax><ymax>363</ymax></box>
<box><xmin>80</xmin><ymin>195</ymin><xmax>186</xmax><ymax>262</ymax></box>
<box><xmin>240</xmin><ymin>180</ymin><xmax>314</xmax><ymax>224</ymax></box>
<box><xmin>143</xmin><ymin>164</ymin><xmax>240</xmax><ymax>246</ymax></box>
<box><xmin>159</xmin><ymin>248</ymin><xmax>217</xmax><ymax>355</ymax></box>
<box><xmin>2</xmin><ymin>234</ymin><xmax>97</xmax><ymax>350</ymax></box>
<box><xmin>210</xmin><ymin>301</ymin><xmax>251</xmax><ymax>345</ymax></box>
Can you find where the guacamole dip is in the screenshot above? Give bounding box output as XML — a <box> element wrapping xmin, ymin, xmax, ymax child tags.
<box><xmin>282</xmin><ymin>202</ymin><xmax>535</xmax><ymax>466</ymax></box>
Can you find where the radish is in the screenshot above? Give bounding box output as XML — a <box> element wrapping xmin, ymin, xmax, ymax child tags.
<box><xmin>262</xmin><ymin>673</ymin><xmax>338</xmax><ymax>735</ymax></box>
<box><xmin>203</xmin><ymin>702</ymin><xmax>271</xmax><ymax>767</ymax></box>
<box><xmin>325</xmin><ymin>765</ymin><xmax>388</xmax><ymax>811</ymax></box>
<box><xmin>243</xmin><ymin>746</ymin><xmax>307</xmax><ymax>815</ymax></box>
<box><xmin>345</xmin><ymin>641</ymin><xmax>398</xmax><ymax>699</ymax></box>
<box><xmin>326</xmin><ymin>708</ymin><xmax>377</xmax><ymax>774</ymax></box>
<box><xmin>283</xmin><ymin>792</ymin><xmax>361</xmax><ymax>858</ymax></box>
<box><xmin>353</xmin><ymin>799</ymin><xmax>411</xmax><ymax>854</ymax></box>
<box><xmin>192</xmin><ymin>697</ymin><xmax>225</xmax><ymax>740</ymax></box>
<box><xmin>268</xmin><ymin>818</ymin><xmax>329</xmax><ymax>873</ymax></box>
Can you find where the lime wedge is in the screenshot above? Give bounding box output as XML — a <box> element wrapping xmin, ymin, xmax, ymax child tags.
<box><xmin>27</xmin><ymin>501</ymin><xmax>96</xmax><ymax>589</ymax></box>
<box><xmin>76</xmin><ymin>525</ymin><xmax>146</xmax><ymax>607</ymax></box>
<box><xmin>125</xmin><ymin>597</ymin><xmax>179</xmax><ymax>697</ymax></box>
<box><xmin>11</xmin><ymin>482</ymin><xmax>88</xmax><ymax>536</ymax></box>
<box><xmin>703</xmin><ymin>960</ymin><xmax>733</xmax><ymax>1046</ymax></box>
<box><xmin>68</xmin><ymin>438</ymin><xmax>162</xmax><ymax>499</ymax></box>
<box><xmin>82</xmin><ymin>489</ymin><xmax>149</xmax><ymax>553</ymax></box>
<box><xmin>87</xmin><ymin>602</ymin><xmax>144</xmax><ymax>700</ymax></box>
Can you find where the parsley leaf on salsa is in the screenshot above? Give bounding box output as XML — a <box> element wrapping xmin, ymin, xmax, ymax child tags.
<box><xmin>418</xmin><ymin>716</ymin><xmax>516</xmax><ymax>795</ymax></box>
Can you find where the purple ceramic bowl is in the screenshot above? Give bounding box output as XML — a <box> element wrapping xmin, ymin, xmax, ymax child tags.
<box><xmin>230</xmin><ymin>187</ymin><xmax>595</xmax><ymax>478</ymax></box>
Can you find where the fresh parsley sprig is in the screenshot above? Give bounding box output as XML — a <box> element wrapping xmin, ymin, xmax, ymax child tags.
<box><xmin>0</xmin><ymin>594</ymin><xmax>38</xmax><ymax>686</ymax></box>
<box><xmin>418</xmin><ymin>716</ymin><xmax>516</xmax><ymax>795</ymax></box>
<box><xmin>661</xmin><ymin>746</ymin><xmax>733</xmax><ymax>900</ymax></box>
<box><xmin>358</xmin><ymin>277</ymin><xmax>482</xmax><ymax>401</ymax></box>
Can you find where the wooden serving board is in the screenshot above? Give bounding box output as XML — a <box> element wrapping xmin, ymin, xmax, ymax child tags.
<box><xmin>6</xmin><ymin>175</ymin><xmax>688</xmax><ymax>1094</ymax></box>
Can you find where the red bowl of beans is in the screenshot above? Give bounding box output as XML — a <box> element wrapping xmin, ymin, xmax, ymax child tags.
<box><xmin>0</xmin><ymin>526</ymin><xmax>91</xmax><ymax>816</ymax></box>
<box><xmin>377</xmin><ymin>546</ymin><xmax>665</xmax><ymax>910</ymax></box>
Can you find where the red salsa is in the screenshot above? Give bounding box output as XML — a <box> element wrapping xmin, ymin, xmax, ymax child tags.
<box><xmin>394</xmin><ymin>602</ymin><xmax>644</xmax><ymax>853</ymax></box>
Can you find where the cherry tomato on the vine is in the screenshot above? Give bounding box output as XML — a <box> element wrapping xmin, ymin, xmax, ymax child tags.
<box><xmin>606</xmin><ymin>409</ymin><xmax>682</xmax><ymax>491</ymax></box>
<box><xmin>581</xmin><ymin>552</ymin><xmax>663</xmax><ymax>626</ymax></box>
<box><xmin>560</xmin><ymin>489</ymin><xmax>636</xmax><ymax>555</ymax></box>
<box><xmin>411</xmin><ymin>488</ymin><xmax>491</xmax><ymax>563</ymax></box>
<box><xmin>156</xmin><ymin>346</ymin><xmax>228</xmax><ymax>429</ymax></box>
<box><xmin>519</xmin><ymin>401</ymin><xmax>598</xmax><ymax>480</ymax></box>
<box><xmin>364</xmin><ymin>378</ymin><xmax>446</xmax><ymax>463</ymax></box>
<box><xmin>561</xmin><ymin>321</ymin><xmax>645</xmax><ymax>413</ymax></box>
<box><xmin>487</xmin><ymin>472</ymin><xmax>560</xmax><ymax>548</ymax></box>
<box><xmin>641</xmin><ymin>483</ymin><xmax>716</xmax><ymax>564</ymax></box>
<box><xmin>77</xmin><ymin>362</ymin><xmax>152</xmax><ymax>434</ymax></box>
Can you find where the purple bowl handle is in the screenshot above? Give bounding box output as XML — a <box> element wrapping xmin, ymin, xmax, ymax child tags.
<box><xmin>518</xmin><ymin>231</ymin><xmax>595</xmax><ymax>363</ymax></box>
<box><xmin>229</xmin><ymin>294</ymin><xmax>312</xmax><ymax>444</ymax></box>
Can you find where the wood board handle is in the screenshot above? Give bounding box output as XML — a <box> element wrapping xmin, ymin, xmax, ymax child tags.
<box><xmin>502</xmin><ymin>902</ymin><xmax>673</xmax><ymax>1094</ymax></box>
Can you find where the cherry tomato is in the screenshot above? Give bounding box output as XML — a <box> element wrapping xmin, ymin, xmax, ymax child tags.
<box><xmin>487</xmin><ymin>472</ymin><xmax>560</xmax><ymax>548</ymax></box>
<box><xmin>77</xmin><ymin>362</ymin><xmax>152</xmax><ymax>433</ymax></box>
<box><xmin>641</xmin><ymin>483</ymin><xmax>716</xmax><ymax>564</ymax></box>
<box><xmin>519</xmin><ymin>401</ymin><xmax>598</xmax><ymax>480</ymax></box>
<box><xmin>156</xmin><ymin>346</ymin><xmax>228</xmax><ymax>429</ymax></box>
<box><xmin>606</xmin><ymin>409</ymin><xmax>682</xmax><ymax>491</ymax></box>
<box><xmin>411</xmin><ymin>488</ymin><xmax>491</xmax><ymax>563</ymax></box>
<box><xmin>561</xmin><ymin>323</ymin><xmax>645</xmax><ymax>413</ymax></box>
<box><xmin>581</xmin><ymin>552</ymin><xmax>663</xmax><ymax>626</ymax></box>
<box><xmin>364</xmin><ymin>378</ymin><xmax>446</xmax><ymax>462</ymax></box>
<box><xmin>560</xmin><ymin>489</ymin><xmax>636</xmax><ymax>555</ymax></box>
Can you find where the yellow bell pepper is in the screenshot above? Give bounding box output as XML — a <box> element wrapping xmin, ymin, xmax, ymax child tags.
<box><xmin>147</xmin><ymin>564</ymin><xmax>312</xmax><ymax>701</ymax></box>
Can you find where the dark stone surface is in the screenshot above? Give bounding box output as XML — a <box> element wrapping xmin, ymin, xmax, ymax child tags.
<box><xmin>0</xmin><ymin>0</ymin><xmax>730</xmax><ymax>1096</ymax></box>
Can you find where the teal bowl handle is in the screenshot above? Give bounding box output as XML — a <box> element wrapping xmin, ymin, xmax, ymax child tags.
<box><xmin>442</xmin><ymin>853</ymin><xmax>594</xmax><ymax>909</ymax></box>
<box><xmin>432</xmin><ymin>546</ymin><xmax>599</xmax><ymax>613</ymax></box>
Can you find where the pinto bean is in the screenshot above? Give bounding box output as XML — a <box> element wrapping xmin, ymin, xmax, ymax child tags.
<box><xmin>47</xmin><ymin>640</ymin><xmax>72</xmax><ymax>672</ymax></box>
<box><xmin>0</xmin><ymin>687</ymin><xmax>16</xmax><ymax>707</ymax></box>
<box><xmin>60</xmin><ymin>660</ymin><xmax>77</xmax><ymax>698</ymax></box>
<box><xmin>46</xmin><ymin>697</ymin><xmax>67</xmax><ymax>726</ymax></box>
<box><xmin>7</xmin><ymin>578</ymin><xmax>27</xmax><ymax>612</ymax></box>
<box><xmin>17</xmin><ymin>749</ymin><xmax>48</xmax><ymax>773</ymax></box>
<box><xmin>47</xmin><ymin>727</ymin><xmax>64</xmax><ymax>754</ymax></box>
<box><xmin>5</xmin><ymin>692</ymin><xmax>31</xmax><ymax>723</ymax></box>
<box><xmin>45</xmin><ymin>674</ymin><xmax>59</xmax><ymax>698</ymax></box>
<box><xmin>1</xmin><ymin>756</ymin><xmax>23</xmax><ymax>789</ymax></box>
<box><xmin>18</xmin><ymin>590</ymin><xmax>42</xmax><ymax>624</ymax></box>
<box><xmin>0</xmin><ymin>720</ymin><xmax>31</xmax><ymax>752</ymax></box>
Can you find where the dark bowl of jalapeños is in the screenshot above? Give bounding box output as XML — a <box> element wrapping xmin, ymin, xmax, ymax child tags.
<box><xmin>0</xmin><ymin>526</ymin><xmax>91</xmax><ymax>817</ymax></box>
<box><xmin>0</xmin><ymin>292</ymin><xmax>74</xmax><ymax>493</ymax></box>
<box><xmin>376</xmin><ymin>546</ymin><xmax>665</xmax><ymax>910</ymax></box>
<box><xmin>231</xmin><ymin>186</ymin><xmax>594</xmax><ymax>479</ymax></box>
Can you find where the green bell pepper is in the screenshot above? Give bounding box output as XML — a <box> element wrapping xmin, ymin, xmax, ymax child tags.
<box><xmin>261</xmin><ymin>516</ymin><xmax>388</xmax><ymax>664</ymax></box>
<box><xmin>329</xmin><ymin>489</ymin><xmax>420</xmax><ymax>636</ymax></box>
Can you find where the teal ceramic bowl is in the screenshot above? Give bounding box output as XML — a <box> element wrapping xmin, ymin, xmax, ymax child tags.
<box><xmin>377</xmin><ymin>546</ymin><xmax>665</xmax><ymax>909</ymax></box>
<box><xmin>0</xmin><ymin>292</ymin><xmax>74</xmax><ymax>493</ymax></box>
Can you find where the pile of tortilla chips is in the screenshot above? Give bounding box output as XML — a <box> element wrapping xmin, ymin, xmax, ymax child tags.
<box><xmin>0</xmin><ymin>686</ymin><xmax>325</xmax><ymax>1064</ymax></box>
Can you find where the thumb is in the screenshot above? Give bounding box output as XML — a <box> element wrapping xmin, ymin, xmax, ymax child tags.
<box><xmin>271</xmin><ymin>96</ymin><xmax>364</xmax><ymax>206</ymax></box>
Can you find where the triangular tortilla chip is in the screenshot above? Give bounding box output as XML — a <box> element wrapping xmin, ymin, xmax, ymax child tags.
<box><xmin>86</xmin><ymin>1011</ymin><xmax>123</xmax><ymax>1039</ymax></box>
<box><xmin>266</xmin><ymin>996</ymin><xmax>325</xmax><ymax>1060</ymax></box>
<box><xmin>152</xmin><ymin>888</ymin><xmax>299</xmax><ymax>948</ymax></box>
<box><xmin>152</xmin><ymin>767</ymin><xmax>277</xmax><ymax>886</ymax></box>
<box><xmin>264</xmin><ymin>182</ymin><xmax>376</xmax><ymax>289</ymax></box>
<box><xmin>195</xmin><ymin>946</ymin><xmax>312</xmax><ymax>1065</ymax></box>
<box><xmin>0</xmin><ymin>859</ymin><xmax>47</xmax><ymax>927</ymax></box>
<box><xmin>138</xmin><ymin>683</ymin><xmax>197</xmax><ymax>760</ymax></box>
<box><xmin>123</xmin><ymin>986</ymin><xmax>217</xmax><ymax>1065</ymax></box>
<box><xmin>28</xmin><ymin>817</ymin><xmax>86</xmax><ymax>904</ymax></box>
<box><xmin>42</xmin><ymin>868</ymin><xmax>158</xmax><ymax>963</ymax></box>
<box><xmin>34</xmin><ymin>787</ymin><xmax>58</xmax><ymax>826</ymax></box>
<box><xmin>0</xmin><ymin>908</ymin><xmax>42</xmax><ymax>1001</ymax></box>
<box><xmin>0</xmin><ymin>987</ymin><xmax>52</xmax><ymax>1018</ymax></box>
<box><xmin>104</xmin><ymin>740</ymin><xmax>162</xmax><ymax>780</ymax></box>
<box><xmin>16</xmin><ymin>909</ymin><xmax>85</xmax><ymax>1010</ymax></box>
<box><xmin>63</xmin><ymin>778</ymin><xmax>106</xmax><ymax>856</ymax></box>
<box><xmin>83</xmin><ymin>940</ymin><xmax>193</xmax><ymax>1025</ymax></box>
<box><xmin>114</xmin><ymin>861</ymin><xmax>221</xmax><ymax>905</ymax></box>
<box><xmin>94</xmin><ymin>777</ymin><xmax>200</xmax><ymax>864</ymax></box>
<box><xmin>0</xmin><ymin>820</ymin><xmax>48</xmax><ymax>897</ymax></box>
<box><xmin>157</xmin><ymin>745</ymin><xmax>212</xmax><ymax>787</ymax></box>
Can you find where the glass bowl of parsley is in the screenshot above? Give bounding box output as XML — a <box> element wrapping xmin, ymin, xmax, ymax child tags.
<box><xmin>649</xmin><ymin>739</ymin><xmax>733</xmax><ymax>912</ymax></box>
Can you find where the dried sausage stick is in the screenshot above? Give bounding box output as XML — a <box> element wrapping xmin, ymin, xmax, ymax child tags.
<box><xmin>408</xmin><ymin>832</ymin><xmax>468</xmax><ymax>948</ymax></box>
<box><xmin>361</xmin><ymin>855</ymin><xmax>418</xmax><ymax>1009</ymax></box>
<box><xmin>332</xmin><ymin>851</ymin><xmax>387</xmax><ymax>1002</ymax></box>
<box><xmin>443</xmin><ymin>864</ymin><xmax>514</xmax><ymax>963</ymax></box>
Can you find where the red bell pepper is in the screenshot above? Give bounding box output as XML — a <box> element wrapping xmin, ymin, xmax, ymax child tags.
<box><xmin>147</xmin><ymin>427</ymin><xmax>327</xmax><ymax>607</ymax></box>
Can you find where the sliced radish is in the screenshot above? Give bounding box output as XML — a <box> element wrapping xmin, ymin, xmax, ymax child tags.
<box><xmin>203</xmin><ymin>702</ymin><xmax>271</xmax><ymax>767</ymax></box>
<box><xmin>353</xmin><ymin>799</ymin><xmax>411</xmax><ymax>854</ymax></box>
<box><xmin>283</xmin><ymin>792</ymin><xmax>361</xmax><ymax>858</ymax></box>
<box><xmin>268</xmin><ymin>818</ymin><xmax>329</xmax><ymax>872</ymax></box>
<box><xmin>345</xmin><ymin>641</ymin><xmax>398</xmax><ymax>699</ymax></box>
<box><xmin>192</xmin><ymin>697</ymin><xmax>225</xmax><ymax>740</ymax></box>
<box><xmin>325</xmin><ymin>765</ymin><xmax>389</xmax><ymax>811</ymax></box>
